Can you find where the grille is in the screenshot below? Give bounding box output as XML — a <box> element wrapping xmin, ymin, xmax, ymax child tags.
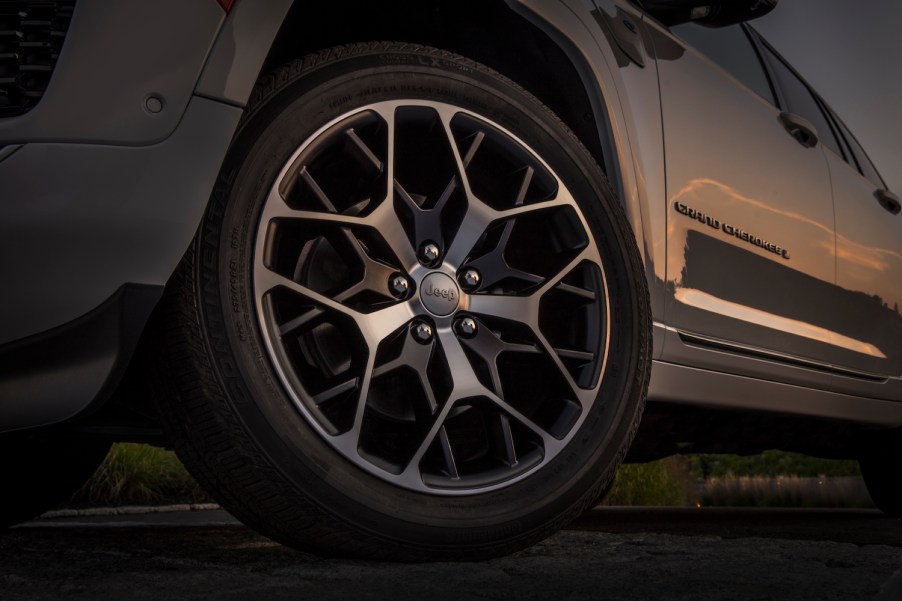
<box><xmin>0</xmin><ymin>1</ymin><xmax>76</xmax><ymax>118</ymax></box>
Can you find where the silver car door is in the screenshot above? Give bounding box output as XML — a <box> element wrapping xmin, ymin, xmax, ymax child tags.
<box><xmin>652</xmin><ymin>22</ymin><xmax>844</xmax><ymax>387</ymax></box>
<box><xmin>825</xmin><ymin>110</ymin><xmax>902</xmax><ymax>392</ymax></box>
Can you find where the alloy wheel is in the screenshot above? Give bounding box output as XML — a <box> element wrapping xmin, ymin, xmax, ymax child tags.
<box><xmin>254</xmin><ymin>100</ymin><xmax>610</xmax><ymax>494</ymax></box>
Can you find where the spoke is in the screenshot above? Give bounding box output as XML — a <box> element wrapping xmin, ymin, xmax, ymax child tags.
<box><xmin>333</xmin><ymin>352</ymin><xmax>377</xmax><ymax>453</ymax></box>
<box><xmin>494</xmin><ymin>196</ymin><xmax>570</xmax><ymax>219</ymax></box>
<box><xmin>461</xmin><ymin>130</ymin><xmax>485</xmax><ymax>168</ymax></box>
<box><xmin>261</xmin><ymin>186</ymin><xmax>367</xmax><ymax>224</ymax></box>
<box><xmin>312</xmin><ymin>377</ymin><xmax>359</xmax><ymax>405</ymax></box>
<box><xmin>444</xmin><ymin>201</ymin><xmax>574</xmax><ymax>270</ymax></box>
<box><xmin>256</xmin><ymin>266</ymin><xmax>359</xmax><ymax>321</ymax></box>
<box><xmin>434</xmin><ymin>331</ymin><xmax>559</xmax><ymax>456</ymax></box>
<box><xmin>535</xmin><ymin>330</ymin><xmax>596</xmax><ymax>406</ymax></box>
<box><xmin>468</xmin><ymin>249</ymin><xmax>597</xmax><ymax>405</ymax></box>
<box><xmin>434</xmin><ymin>106</ymin><xmax>497</xmax><ymax>267</ymax></box>
<box><xmin>373</xmin><ymin>101</ymin><xmax>398</xmax><ymax>194</ymax></box>
<box><xmin>259</xmin><ymin>265</ymin><xmax>412</xmax><ymax>356</ymax></box>
<box><xmin>433</xmin><ymin>176</ymin><xmax>458</xmax><ymax>213</ymax></box>
<box><xmin>535</xmin><ymin>250</ymin><xmax>600</xmax><ymax>404</ymax></box>
<box><xmin>398</xmin><ymin>399</ymin><xmax>457</xmax><ymax>483</ymax></box>
<box><xmin>278</xmin><ymin>307</ymin><xmax>324</xmax><ymax>336</ymax></box>
<box><xmin>345</xmin><ymin>128</ymin><xmax>384</xmax><ymax>173</ymax></box>
<box><xmin>534</xmin><ymin>248</ymin><xmax>594</xmax><ymax>298</ymax></box>
<box><xmin>495</xmin><ymin>413</ymin><xmax>518</xmax><ymax>467</ymax></box>
<box><xmin>364</xmin><ymin>197</ymin><xmax>419</xmax><ymax>269</ymax></box>
<box><xmin>361</xmin><ymin>101</ymin><xmax>397</xmax><ymax>182</ymax></box>
<box><xmin>514</xmin><ymin>166</ymin><xmax>534</xmax><ymax>207</ymax></box>
<box><xmin>337</xmin><ymin>103</ymin><xmax>418</xmax><ymax>270</ymax></box>
<box><xmin>436</xmin><ymin>106</ymin><xmax>474</xmax><ymax>197</ymax></box>
<box><xmin>438</xmin><ymin>427</ymin><xmax>460</xmax><ymax>479</ymax></box>
<box><xmin>394</xmin><ymin>179</ymin><xmax>422</xmax><ymax>210</ymax></box>
<box><xmin>554</xmin><ymin>348</ymin><xmax>595</xmax><ymax>362</ymax></box>
<box><xmin>555</xmin><ymin>281</ymin><xmax>597</xmax><ymax>301</ymax></box>
<box><xmin>398</xmin><ymin>382</ymin><xmax>560</xmax><ymax>483</ymax></box>
<box><xmin>438</xmin><ymin>328</ymin><xmax>496</xmax><ymax>401</ymax></box>
<box><xmin>393</xmin><ymin>179</ymin><xmax>447</xmax><ymax>248</ymax></box>
<box><xmin>465</xmin><ymin>219</ymin><xmax>544</xmax><ymax>291</ymax></box>
<box><xmin>351</xmin><ymin>304</ymin><xmax>413</xmax><ymax>351</ymax></box>
<box><xmin>298</xmin><ymin>167</ymin><xmax>338</xmax><ymax>213</ymax></box>
<box><xmin>392</xmin><ymin>331</ymin><xmax>475</xmax><ymax>479</ymax></box>
<box><xmin>332</xmin><ymin>228</ymin><xmax>399</xmax><ymax>302</ymax></box>
<box><xmin>403</xmin><ymin>335</ymin><xmax>564</xmax><ymax>485</ymax></box>
<box><xmin>467</xmin><ymin>294</ymin><xmax>538</xmax><ymax>326</ymax></box>
<box><xmin>495</xmin><ymin>217</ymin><xmax>516</xmax><ymax>250</ymax></box>
<box><xmin>444</xmin><ymin>197</ymin><xmax>496</xmax><ymax>267</ymax></box>
<box><xmin>491</xmin><ymin>395</ymin><xmax>564</xmax><ymax>457</ymax></box>
<box><xmin>460</xmin><ymin>319</ymin><xmax>540</xmax><ymax>398</ymax></box>
<box><xmin>373</xmin><ymin>334</ymin><xmax>438</xmax><ymax>412</ymax></box>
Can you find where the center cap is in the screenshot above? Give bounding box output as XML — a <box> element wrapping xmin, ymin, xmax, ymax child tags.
<box><xmin>419</xmin><ymin>272</ymin><xmax>460</xmax><ymax>317</ymax></box>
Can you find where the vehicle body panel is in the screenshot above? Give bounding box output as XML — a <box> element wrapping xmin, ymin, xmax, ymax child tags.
<box><xmin>0</xmin><ymin>0</ymin><xmax>224</xmax><ymax>146</ymax></box>
<box><xmin>828</xmin><ymin>150</ymin><xmax>902</xmax><ymax>380</ymax></box>
<box><xmin>648</xmin><ymin>358</ymin><xmax>902</xmax><ymax>426</ymax></box>
<box><xmin>653</xmin><ymin>20</ymin><xmax>856</xmax><ymax>384</ymax></box>
<box><xmin>0</xmin><ymin>97</ymin><xmax>241</xmax><ymax>347</ymax></box>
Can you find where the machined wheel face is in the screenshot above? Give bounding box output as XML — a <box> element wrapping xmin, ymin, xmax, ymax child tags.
<box><xmin>254</xmin><ymin>101</ymin><xmax>611</xmax><ymax>494</ymax></box>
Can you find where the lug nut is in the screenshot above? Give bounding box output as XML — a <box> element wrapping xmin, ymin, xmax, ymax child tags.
<box><xmin>389</xmin><ymin>274</ymin><xmax>410</xmax><ymax>299</ymax></box>
<box><xmin>454</xmin><ymin>316</ymin><xmax>478</xmax><ymax>339</ymax></box>
<box><xmin>418</xmin><ymin>242</ymin><xmax>441</xmax><ymax>266</ymax></box>
<box><xmin>411</xmin><ymin>321</ymin><xmax>434</xmax><ymax>344</ymax></box>
<box><xmin>459</xmin><ymin>268</ymin><xmax>481</xmax><ymax>291</ymax></box>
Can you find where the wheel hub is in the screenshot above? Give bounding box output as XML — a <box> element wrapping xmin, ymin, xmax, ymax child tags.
<box><xmin>419</xmin><ymin>272</ymin><xmax>460</xmax><ymax>316</ymax></box>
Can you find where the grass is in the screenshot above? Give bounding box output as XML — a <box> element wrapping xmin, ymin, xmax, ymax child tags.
<box><xmin>686</xmin><ymin>451</ymin><xmax>862</xmax><ymax>479</ymax></box>
<box><xmin>697</xmin><ymin>475</ymin><xmax>874</xmax><ymax>509</ymax></box>
<box><xmin>67</xmin><ymin>443</ymin><xmax>211</xmax><ymax>508</ymax></box>
<box><xmin>686</xmin><ymin>451</ymin><xmax>871</xmax><ymax>509</ymax></box>
<box><xmin>65</xmin><ymin>444</ymin><xmax>870</xmax><ymax>509</ymax></box>
<box><xmin>599</xmin><ymin>452</ymin><xmax>868</xmax><ymax>508</ymax></box>
<box><xmin>600</xmin><ymin>457</ymin><xmax>689</xmax><ymax>506</ymax></box>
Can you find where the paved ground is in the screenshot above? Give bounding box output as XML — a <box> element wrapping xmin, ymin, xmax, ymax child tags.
<box><xmin>3</xmin><ymin>507</ymin><xmax>901</xmax><ymax>601</ymax></box>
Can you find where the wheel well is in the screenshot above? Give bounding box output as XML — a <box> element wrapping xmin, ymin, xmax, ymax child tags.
<box><xmin>262</xmin><ymin>0</ymin><xmax>606</xmax><ymax>174</ymax></box>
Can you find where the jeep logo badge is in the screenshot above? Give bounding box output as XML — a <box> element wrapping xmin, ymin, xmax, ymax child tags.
<box><xmin>419</xmin><ymin>272</ymin><xmax>460</xmax><ymax>316</ymax></box>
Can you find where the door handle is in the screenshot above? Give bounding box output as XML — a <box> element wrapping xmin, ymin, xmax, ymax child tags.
<box><xmin>875</xmin><ymin>189</ymin><xmax>902</xmax><ymax>215</ymax></box>
<box><xmin>778</xmin><ymin>112</ymin><xmax>819</xmax><ymax>148</ymax></box>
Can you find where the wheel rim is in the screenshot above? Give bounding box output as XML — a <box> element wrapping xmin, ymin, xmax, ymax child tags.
<box><xmin>253</xmin><ymin>100</ymin><xmax>610</xmax><ymax>494</ymax></box>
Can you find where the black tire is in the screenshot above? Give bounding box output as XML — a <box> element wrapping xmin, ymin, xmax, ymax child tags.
<box><xmin>154</xmin><ymin>43</ymin><xmax>650</xmax><ymax>560</ymax></box>
<box><xmin>859</xmin><ymin>428</ymin><xmax>902</xmax><ymax>516</ymax></box>
<box><xmin>0</xmin><ymin>433</ymin><xmax>110</xmax><ymax>528</ymax></box>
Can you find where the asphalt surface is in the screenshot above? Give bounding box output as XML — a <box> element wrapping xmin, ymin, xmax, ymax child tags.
<box><xmin>3</xmin><ymin>507</ymin><xmax>901</xmax><ymax>601</ymax></box>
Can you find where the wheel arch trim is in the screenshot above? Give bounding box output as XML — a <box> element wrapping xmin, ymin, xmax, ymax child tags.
<box><xmin>507</xmin><ymin>0</ymin><xmax>666</xmax><ymax>355</ymax></box>
<box><xmin>194</xmin><ymin>0</ymin><xmax>295</xmax><ymax>106</ymax></box>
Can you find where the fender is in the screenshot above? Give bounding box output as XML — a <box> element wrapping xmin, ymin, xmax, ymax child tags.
<box><xmin>507</xmin><ymin>0</ymin><xmax>668</xmax><ymax>358</ymax></box>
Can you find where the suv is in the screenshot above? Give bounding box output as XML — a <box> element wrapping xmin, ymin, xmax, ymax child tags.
<box><xmin>1</xmin><ymin>0</ymin><xmax>900</xmax><ymax>560</ymax></box>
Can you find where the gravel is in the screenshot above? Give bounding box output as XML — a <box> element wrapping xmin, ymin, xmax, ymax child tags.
<box><xmin>2</xmin><ymin>507</ymin><xmax>900</xmax><ymax>601</ymax></box>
